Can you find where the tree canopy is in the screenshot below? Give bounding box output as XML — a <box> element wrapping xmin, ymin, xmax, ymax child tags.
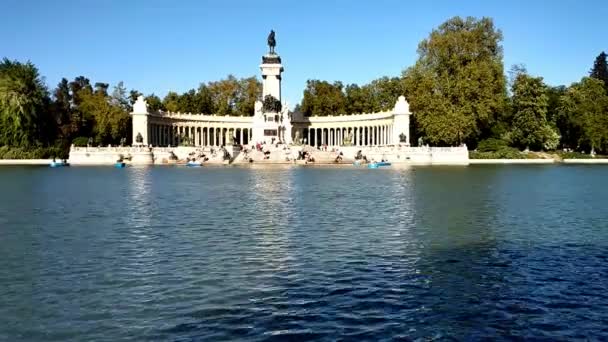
<box><xmin>403</xmin><ymin>16</ymin><xmax>506</xmax><ymax>145</ymax></box>
<box><xmin>558</xmin><ymin>77</ymin><xmax>608</xmax><ymax>152</ymax></box>
<box><xmin>161</xmin><ymin>75</ymin><xmax>261</xmax><ymax>116</ymax></box>
<box><xmin>509</xmin><ymin>70</ymin><xmax>553</xmax><ymax>149</ymax></box>
<box><xmin>590</xmin><ymin>51</ymin><xmax>608</xmax><ymax>94</ymax></box>
<box><xmin>299</xmin><ymin>77</ymin><xmax>405</xmax><ymax>116</ymax></box>
<box><xmin>0</xmin><ymin>58</ymin><xmax>50</xmax><ymax>147</ymax></box>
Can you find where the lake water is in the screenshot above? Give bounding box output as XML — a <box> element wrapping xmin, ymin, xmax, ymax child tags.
<box><xmin>1</xmin><ymin>165</ymin><xmax>607</xmax><ymax>341</ymax></box>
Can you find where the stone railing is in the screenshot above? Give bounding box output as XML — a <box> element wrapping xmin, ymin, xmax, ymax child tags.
<box><xmin>292</xmin><ymin>111</ymin><xmax>394</xmax><ymax>124</ymax></box>
<box><xmin>70</xmin><ymin>146</ymin><xmax>152</xmax><ymax>153</ymax></box>
<box><xmin>150</xmin><ymin>111</ymin><xmax>254</xmax><ymax>123</ymax></box>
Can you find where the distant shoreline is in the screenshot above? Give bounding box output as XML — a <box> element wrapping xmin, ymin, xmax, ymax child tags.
<box><xmin>0</xmin><ymin>159</ymin><xmax>55</xmax><ymax>165</ymax></box>
<box><xmin>2</xmin><ymin>158</ymin><xmax>608</xmax><ymax>166</ymax></box>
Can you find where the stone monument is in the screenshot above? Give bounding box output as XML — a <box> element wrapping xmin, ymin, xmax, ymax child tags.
<box><xmin>131</xmin><ymin>96</ymin><xmax>150</xmax><ymax>146</ymax></box>
<box><xmin>252</xmin><ymin>30</ymin><xmax>287</xmax><ymax>145</ymax></box>
<box><xmin>392</xmin><ymin>96</ymin><xmax>411</xmax><ymax>146</ymax></box>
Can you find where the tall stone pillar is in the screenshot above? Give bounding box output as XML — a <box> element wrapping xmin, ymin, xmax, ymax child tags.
<box><xmin>261</xmin><ymin>54</ymin><xmax>283</xmax><ymax>101</ymax></box>
<box><xmin>253</xmin><ymin>44</ymin><xmax>285</xmax><ymax>145</ymax></box>
<box><xmin>131</xmin><ymin>96</ymin><xmax>150</xmax><ymax>146</ymax></box>
<box><xmin>392</xmin><ymin>96</ymin><xmax>411</xmax><ymax>145</ymax></box>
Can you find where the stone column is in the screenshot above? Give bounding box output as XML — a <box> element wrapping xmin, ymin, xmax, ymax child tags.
<box><xmin>320</xmin><ymin>129</ymin><xmax>323</xmax><ymax>146</ymax></box>
<box><xmin>308</xmin><ymin>129</ymin><xmax>311</xmax><ymax>146</ymax></box>
<box><xmin>333</xmin><ymin>129</ymin><xmax>336</xmax><ymax>146</ymax></box>
<box><xmin>374</xmin><ymin>126</ymin><xmax>377</xmax><ymax>146</ymax></box>
<box><xmin>336</xmin><ymin>128</ymin><xmax>339</xmax><ymax>146</ymax></box>
<box><xmin>382</xmin><ymin>125</ymin><xmax>385</xmax><ymax>145</ymax></box>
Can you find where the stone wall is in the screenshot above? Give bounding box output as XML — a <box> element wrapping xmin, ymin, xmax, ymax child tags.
<box><xmin>68</xmin><ymin>145</ymin><xmax>470</xmax><ymax>166</ymax></box>
<box><xmin>69</xmin><ymin>147</ymin><xmax>154</xmax><ymax>165</ymax></box>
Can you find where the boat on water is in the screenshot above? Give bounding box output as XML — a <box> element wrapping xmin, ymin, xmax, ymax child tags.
<box><xmin>186</xmin><ymin>161</ymin><xmax>203</xmax><ymax>167</ymax></box>
<box><xmin>114</xmin><ymin>162</ymin><xmax>126</xmax><ymax>168</ymax></box>
<box><xmin>368</xmin><ymin>161</ymin><xmax>391</xmax><ymax>169</ymax></box>
<box><xmin>49</xmin><ymin>160</ymin><xmax>69</xmax><ymax>167</ymax></box>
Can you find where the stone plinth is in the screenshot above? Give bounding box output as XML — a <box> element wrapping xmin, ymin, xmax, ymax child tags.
<box><xmin>260</xmin><ymin>54</ymin><xmax>283</xmax><ymax>101</ymax></box>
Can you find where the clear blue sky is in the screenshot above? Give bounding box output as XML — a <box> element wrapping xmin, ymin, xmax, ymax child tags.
<box><xmin>2</xmin><ymin>0</ymin><xmax>607</xmax><ymax>107</ymax></box>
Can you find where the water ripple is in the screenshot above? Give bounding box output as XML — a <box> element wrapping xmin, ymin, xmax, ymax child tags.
<box><xmin>0</xmin><ymin>165</ymin><xmax>608</xmax><ymax>340</ymax></box>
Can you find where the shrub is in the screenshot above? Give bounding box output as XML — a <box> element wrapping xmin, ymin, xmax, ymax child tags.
<box><xmin>0</xmin><ymin>146</ymin><xmax>69</xmax><ymax>159</ymax></box>
<box><xmin>2</xmin><ymin>147</ymin><xmax>27</xmax><ymax>159</ymax></box>
<box><xmin>0</xmin><ymin>146</ymin><xmax>9</xmax><ymax>159</ymax></box>
<box><xmin>72</xmin><ymin>136</ymin><xmax>89</xmax><ymax>147</ymax></box>
<box><xmin>477</xmin><ymin>138</ymin><xmax>508</xmax><ymax>152</ymax></box>
<box><xmin>558</xmin><ymin>151</ymin><xmax>593</xmax><ymax>159</ymax></box>
<box><xmin>469</xmin><ymin>147</ymin><xmax>525</xmax><ymax>159</ymax></box>
<box><xmin>496</xmin><ymin>147</ymin><xmax>525</xmax><ymax>159</ymax></box>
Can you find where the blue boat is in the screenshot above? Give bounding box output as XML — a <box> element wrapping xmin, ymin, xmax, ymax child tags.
<box><xmin>367</xmin><ymin>161</ymin><xmax>391</xmax><ymax>169</ymax></box>
<box><xmin>114</xmin><ymin>162</ymin><xmax>126</xmax><ymax>168</ymax></box>
<box><xmin>49</xmin><ymin>160</ymin><xmax>69</xmax><ymax>167</ymax></box>
<box><xmin>186</xmin><ymin>161</ymin><xmax>203</xmax><ymax>167</ymax></box>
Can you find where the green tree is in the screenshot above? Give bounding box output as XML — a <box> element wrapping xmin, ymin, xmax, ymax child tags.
<box><xmin>111</xmin><ymin>81</ymin><xmax>130</xmax><ymax>111</ymax></box>
<box><xmin>178</xmin><ymin>89</ymin><xmax>197</xmax><ymax>113</ymax></box>
<box><xmin>235</xmin><ymin>77</ymin><xmax>262</xmax><ymax>116</ymax></box>
<box><xmin>369</xmin><ymin>77</ymin><xmax>405</xmax><ymax>112</ymax></box>
<box><xmin>68</xmin><ymin>76</ymin><xmax>92</xmax><ymax>137</ymax></box>
<box><xmin>162</xmin><ymin>91</ymin><xmax>180</xmax><ymax>112</ymax></box>
<box><xmin>344</xmin><ymin>84</ymin><xmax>367</xmax><ymax>114</ymax></box>
<box><xmin>194</xmin><ymin>84</ymin><xmax>214</xmax><ymax>114</ymax></box>
<box><xmin>510</xmin><ymin>71</ymin><xmax>551</xmax><ymax>149</ymax></box>
<box><xmin>403</xmin><ymin>16</ymin><xmax>506</xmax><ymax>145</ymax></box>
<box><xmin>208</xmin><ymin>75</ymin><xmax>240</xmax><ymax>115</ymax></box>
<box><xmin>51</xmin><ymin>78</ymin><xmax>73</xmax><ymax>142</ymax></box>
<box><xmin>129</xmin><ymin>89</ymin><xmax>142</xmax><ymax>105</ymax></box>
<box><xmin>590</xmin><ymin>51</ymin><xmax>608</xmax><ymax>94</ymax></box>
<box><xmin>559</xmin><ymin>77</ymin><xmax>608</xmax><ymax>153</ymax></box>
<box><xmin>300</xmin><ymin>80</ymin><xmax>346</xmax><ymax>116</ymax></box>
<box><xmin>94</xmin><ymin>82</ymin><xmax>109</xmax><ymax>96</ymax></box>
<box><xmin>145</xmin><ymin>94</ymin><xmax>164</xmax><ymax>112</ymax></box>
<box><xmin>546</xmin><ymin>85</ymin><xmax>567</xmax><ymax>124</ymax></box>
<box><xmin>78</xmin><ymin>88</ymin><xmax>130</xmax><ymax>145</ymax></box>
<box><xmin>69</xmin><ymin>76</ymin><xmax>92</xmax><ymax>105</ymax></box>
<box><xmin>0</xmin><ymin>58</ymin><xmax>50</xmax><ymax>147</ymax></box>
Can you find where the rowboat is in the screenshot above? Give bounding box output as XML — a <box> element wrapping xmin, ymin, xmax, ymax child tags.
<box><xmin>186</xmin><ymin>161</ymin><xmax>203</xmax><ymax>167</ymax></box>
<box><xmin>49</xmin><ymin>161</ymin><xmax>69</xmax><ymax>167</ymax></box>
<box><xmin>368</xmin><ymin>161</ymin><xmax>391</xmax><ymax>169</ymax></box>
